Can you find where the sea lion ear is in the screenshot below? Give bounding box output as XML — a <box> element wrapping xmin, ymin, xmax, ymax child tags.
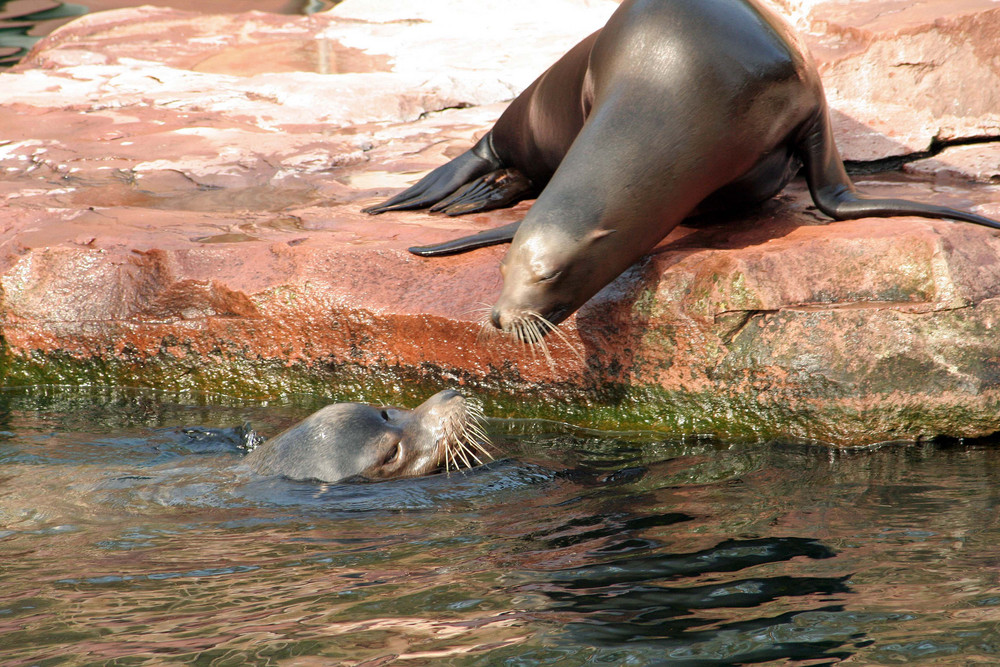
<box><xmin>588</xmin><ymin>228</ymin><xmax>617</xmax><ymax>242</ymax></box>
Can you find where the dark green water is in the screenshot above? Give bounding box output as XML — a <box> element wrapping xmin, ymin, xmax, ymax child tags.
<box><xmin>2</xmin><ymin>386</ymin><xmax>1000</xmax><ymax>665</ymax></box>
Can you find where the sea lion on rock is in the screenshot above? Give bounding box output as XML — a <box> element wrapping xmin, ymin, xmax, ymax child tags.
<box><xmin>364</xmin><ymin>0</ymin><xmax>1000</xmax><ymax>339</ymax></box>
<box><xmin>244</xmin><ymin>390</ymin><xmax>490</xmax><ymax>483</ymax></box>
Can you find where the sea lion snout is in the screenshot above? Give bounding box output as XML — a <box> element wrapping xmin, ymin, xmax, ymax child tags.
<box><xmin>489</xmin><ymin>240</ymin><xmax>572</xmax><ymax>332</ymax></box>
<box><xmin>490</xmin><ymin>307</ymin><xmax>503</xmax><ymax>330</ymax></box>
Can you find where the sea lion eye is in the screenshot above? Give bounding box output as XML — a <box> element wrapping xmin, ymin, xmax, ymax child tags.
<box><xmin>382</xmin><ymin>443</ymin><xmax>400</xmax><ymax>466</ymax></box>
<box><xmin>380</xmin><ymin>410</ymin><xmax>390</xmax><ymax>421</ymax></box>
<box><xmin>538</xmin><ymin>269</ymin><xmax>563</xmax><ymax>283</ymax></box>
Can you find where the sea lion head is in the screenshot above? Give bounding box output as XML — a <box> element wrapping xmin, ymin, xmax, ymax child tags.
<box><xmin>490</xmin><ymin>220</ymin><xmax>623</xmax><ymax>337</ymax></box>
<box><xmin>245</xmin><ymin>390</ymin><xmax>490</xmax><ymax>483</ymax></box>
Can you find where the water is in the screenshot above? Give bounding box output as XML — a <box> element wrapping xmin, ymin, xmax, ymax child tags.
<box><xmin>2</xmin><ymin>386</ymin><xmax>1000</xmax><ymax>664</ymax></box>
<box><xmin>0</xmin><ymin>0</ymin><xmax>339</xmax><ymax>68</ymax></box>
<box><xmin>7</xmin><ymin>1</ymin><xmax>1000</xmax><ymax>661</ymax></box>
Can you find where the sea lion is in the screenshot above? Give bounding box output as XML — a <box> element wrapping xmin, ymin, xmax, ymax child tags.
<box><xmin>244</xmin><ymin>390</ymin><xmax>490</xmax><ymax>483</ymax></box>
<box><xmin>364</xmin><ymin>0</ymin><xmax>1000</xmax><ymax>337</ymax></box>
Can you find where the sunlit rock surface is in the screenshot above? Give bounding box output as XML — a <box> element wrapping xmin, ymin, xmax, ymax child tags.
<box><xmin>2</xmin><ymin>0</ymin><xmax>1000</xmax><ymax>445</ymax></box>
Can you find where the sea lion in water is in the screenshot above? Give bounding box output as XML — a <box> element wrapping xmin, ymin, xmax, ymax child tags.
<box><xmin>244</xmin><ymin>390</ymin><xmax>490</xmax><ymax>483</ymax></box>
<box><xmin>364</xmin><ymin>0</ymin><xmax>1000</xmax><ymax>337</ymax></box>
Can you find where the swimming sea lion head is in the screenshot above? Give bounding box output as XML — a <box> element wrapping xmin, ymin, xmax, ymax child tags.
<box><xmin>245</xmin><ymin>390</ymin><xmax>491</xmax><ymax>483</ymax></box>
<box><xmin>383</xmin><ymin>389</ymin><xmax>491</xmax><ymax>479</ymax></box>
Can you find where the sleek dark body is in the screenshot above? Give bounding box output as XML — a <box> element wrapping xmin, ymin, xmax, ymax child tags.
<box><xmin>365</xmin><ymin>0</ymin><xmax>1000</xmax><ymax>332</ymax></box>
<box><xmin>244</xmin><ymin>390</ymin><xmax>484</xmax><ymax>483</ymax></box>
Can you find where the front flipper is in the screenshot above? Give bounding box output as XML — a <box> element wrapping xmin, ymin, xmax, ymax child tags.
<box><xmin>362</xmin><ymin>133</ymin><xmax>502</xmax><ymax>215</ymax></box>
<box><xmin>408</xmin><ymin>221</ymin><xmax>521</xmax><ymax>257</ymax></box>
<box><xmin>800</xmin><ymin>107</ymin><xmax>1000</xmax><ymax>231</ymax></box>
<box><xmin>429</xmin><ymin>168</ymin><xmax>534</xmax><ymax>216</ymax></box>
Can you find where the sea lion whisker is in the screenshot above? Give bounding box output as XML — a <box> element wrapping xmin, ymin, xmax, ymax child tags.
<box><xmin>459</xmin><ymin>440</ymin><xmax>486</xmax><ymax>466</ymax></box>
<box><xmin>533</xmin><ymin>326</ymin><xmax>552</xmax><ymax>365</ymax></box>
<box><xmin>522</xmin><ymin>317</ymin><xmax>535</xmax><ymax>342</ymax></box>
<box><xmin>463</xmin><ymin>304</ymin><xmax>494</xmax><ymax>318</ymax></box>
<box><xmin>473</xmin><ymin>301</ymin><xmax>496</xmax><ymax>317</ymax></box>
<box><xmin>476</xmin><ymin>318</ymin><xmax>493</xmax><ymax>345</ymax></box>
<box><xmin>466</xmin><ymin>435</ymin><xmax>493</xmax><ymax>460</ymax></box>
<box><xmin>459</xmin><ymin>402</ymin><xmax>493</xmax><ymax>463</ymax></box>
<box><xmin>466</xmin><ymin>418</ymin><xmax>491</xmax><ymax>443</ymax></box>
<box><xmin>523</xmin><ymin>320</ymin><xmax>539</xmax><ymax>360</ymax></box>
<box><xmin>537</xmin><ymin>334</ymin><xmax>555</xmax><ymax>367</ymax></box>
<box><xmin>466</xmin><ymin>415</ymin><xmax>487</xmax><ymax>434</ymax></box>
<box><xmin>522</xmin><ymin>315</ymin><xmax>554</xmax><ymax>366</ymax></box>
<box><xmin>528</xmin><ymin>311</ymin><xmax>585</xmax><ymax>362</ymax></box>
<box><xmin>521</xmin><ymin>319</ymin><xmax>532</xmax><ymax>346</ymax></box>
<box><xmin>452</xmin><ymin>440</ymin><xmax>473</xmax><ymax>468</ymax></box>
<box><xmin>526</xmin><ymin>313</ymin><xmax>543</xmax><ymax>341</ymax></box>
<box><xmin>444</xmin><ymin>439</ymin><xmax>458</xmax><ymax>472</ymax></box>
<box><xmin>514</xmin><ymin>320</ymin><xmax>531</xmax><ymax>353</ymax></box>
<box><xmin>517</xmin><ymin>316</ymin><xmax>534</xmax><ymax>345</ymax></box>
<box><xmin>451</xmin><ymin>441</ymin><xmax>467</xmax><ymax>470</ymax></box>
<box><xmin>454</xmin><ymin>434</ymin><xmax>477</xmax><ymax>464</ymax></box>
<box><xmin>443</xmin><ymin>424</ymin><xmax>470</xmax><ymax>466</ymax></box>
<box><xmin>462</xmin><ymin>418</ymin><xmax>490</xmax><ymax>446</ymax></box>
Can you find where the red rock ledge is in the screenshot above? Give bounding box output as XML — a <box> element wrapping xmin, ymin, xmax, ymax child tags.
<box><xmin>2</xmin><ymin>0</ymin><xmax>1000</xmax><ymax>445</ymax></box>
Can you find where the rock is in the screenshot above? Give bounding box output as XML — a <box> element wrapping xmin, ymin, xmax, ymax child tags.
<box><xmin>905</xmin><ymin>143</ymin><xmax>1000</xmax><ymax>183</ymax></box>
<box><xmin>1</xmin><ymin>0</ymin><xmax>1000</xmax><ymax>445</ymax></box>
<box><xmin>799</xmin><ymin>0</ymin><xmax>1000</xmax><ymax>160</ymax></box>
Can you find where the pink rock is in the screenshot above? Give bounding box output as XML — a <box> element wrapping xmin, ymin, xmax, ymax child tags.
<box><xmin>801</xmin><ymin>0</ymin><xmax>1000</xmax><ymax>159</ymax></box>
<box><xmin>2</xmin><ymin>0</ymin><xmax>1000</xmax><ymax>445</ymax></box>
<box><xmin>905</xmin><ymin>143</ymin><xmax>1000</xmax><ymax>183</ymax></box>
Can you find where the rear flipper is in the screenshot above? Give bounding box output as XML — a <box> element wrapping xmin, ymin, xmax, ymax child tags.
<box><xmin>430</xmin><ymin>168</ymin><xmax>533</xmax><ymax>216</ymax></box>
<box><xmin>408</xmin><ymin>221</ymin><xmax>521</xmax><ymax>256</ymax></box>
<box><xmin>363</xmin><ymin>133</ymin><xmax>504</xmax><ymax>215</ymax></box>
<box><xmin>799</xmin><ymin>107</ymin><xmax>1000</xmax><ymax>231</ymax></box>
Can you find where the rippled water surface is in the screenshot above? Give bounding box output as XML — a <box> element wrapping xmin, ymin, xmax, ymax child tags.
<box><xmin>2</xmin><ymin>387</ymin><xmax>1000</xmax><ymax>665</ymax></box>
<box><xmin>0</xmin><ymin>0</ymin><xmax>340</xmax><ymax>68</ymax></box>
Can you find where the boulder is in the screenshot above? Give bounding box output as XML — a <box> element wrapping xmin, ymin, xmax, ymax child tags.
<box><xmin>1</xmin><ymin>0</ymin><xmax>999</xmax><ymax>444</ymax></box>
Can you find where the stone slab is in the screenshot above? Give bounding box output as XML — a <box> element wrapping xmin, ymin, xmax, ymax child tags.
<box><xmin>2</xmin><ymin>0</ymin><xmax>1000</xmax><ymax>444</ymax></box>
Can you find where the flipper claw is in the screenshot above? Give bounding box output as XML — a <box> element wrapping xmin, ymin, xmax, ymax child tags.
<box><xmin>430</xmin><ymin>169</ymin><xmax>534</xmax><ymax>216</ymax></box>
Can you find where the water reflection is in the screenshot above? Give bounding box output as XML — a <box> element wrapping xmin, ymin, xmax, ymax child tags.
<box><xmin>2</xmin><ymin>386</ymin><xmax>1000</xmax><ymax>664</ymax></box>
<box><xmin>0</xmin><ymin>1</ymin><xmax>87</xmax><ymax>66</ymax></box>
<box><xmin>538</xmin><ymin>537</ymin><xmax>855</xmax><ymax>664</ymax></box>
<box><xmin>0</xmin><ymin>0</ymin><xmax>341</xmax><ymax>68</ymax></box>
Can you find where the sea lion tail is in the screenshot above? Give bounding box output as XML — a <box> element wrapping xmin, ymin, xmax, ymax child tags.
<box><xmin>799</xmin><ymin>108</ymin><xmax>1000</xmax><ymax>231</ymax></box>
<box><xmin>362</xmin><ymin>134</ymin><xmax>502</xmax><ymax>214</ymax></box>
<box><xmin>408</xmin><ymin>221</ymin><xmax>521</xmax><ymax>257</ymax></box>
